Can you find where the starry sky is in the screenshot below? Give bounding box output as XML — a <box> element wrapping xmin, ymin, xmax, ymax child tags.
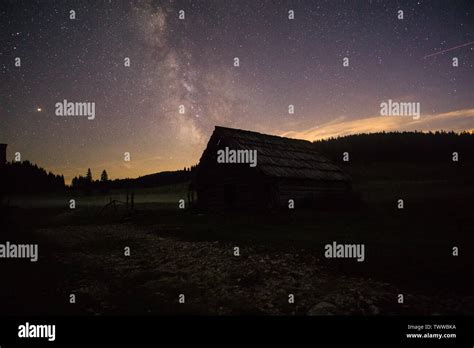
<box><xmin>1</xmin><ymin>0</ymin><xmax>473</xmax><ymax>182</ymax></box>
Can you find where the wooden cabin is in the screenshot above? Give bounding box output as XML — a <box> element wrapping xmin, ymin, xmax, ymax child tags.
<box><xmin>192</xmin><ymin>126</ymin><xmax>351</xmax><ymax>210</ymax></box>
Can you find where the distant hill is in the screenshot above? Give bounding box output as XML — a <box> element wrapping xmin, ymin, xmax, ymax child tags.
<box><xmin>312</xmin><ymin>131</ymin><xmax>474</xmax><ymax>164</ymax></box>
<box><xmin>108</xmin><ymin>168</ymin><xmax>196</xmax><ymax>189</ymax></box>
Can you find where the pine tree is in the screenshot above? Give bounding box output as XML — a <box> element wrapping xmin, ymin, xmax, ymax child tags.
<box><xmin>100</xmin><ymin>170</ymin><xmax>108</xmax><ymax>182</ymax></box>
<box><xmin>86</xmin><ymin>168</ymin><xmax>92</xmax><ymax>182</ymax></box>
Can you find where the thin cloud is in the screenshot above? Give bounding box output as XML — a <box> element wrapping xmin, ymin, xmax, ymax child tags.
<box><xmin>280</xmin><ymin>108</ymin><xmax>474</xmax><ymax>141</ymax></box>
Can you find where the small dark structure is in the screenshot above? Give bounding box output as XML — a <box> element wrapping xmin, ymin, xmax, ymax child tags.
<box><xmin>0</xmin><ymin>144</ymin><xmax>6</xmax><ymax>201</ymax></box>
<box><xmin>0</xmin><ymin>144</ymin><xmax>6</xmax><ymax>168</ymax></box>
<box><xmin>192</xmin><ymin>126</ymin><xmax>351</xmax><ymax>209</ymax></box>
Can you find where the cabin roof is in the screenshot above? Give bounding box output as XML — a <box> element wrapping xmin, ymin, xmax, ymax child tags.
<box><xmin>207</xmin><ymin>126</ymin><xmax>350</xmax><ymax>182</ymax></box>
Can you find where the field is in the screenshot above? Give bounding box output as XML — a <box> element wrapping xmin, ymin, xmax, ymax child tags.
<box><xmin>1</xmin><ymin>163</ymin><xmax>473</xmax><ymax>315</ymax></box>
<box><xmin>4</xmin><ymin>182</ymin><xmax>188</xmax><ymax>208</ymax></box>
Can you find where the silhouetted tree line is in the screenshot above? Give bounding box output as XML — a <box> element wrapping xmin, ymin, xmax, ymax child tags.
<box><xmin>313</xmin><ymin>131</ymin><xmax>474</xmax><ymax>164</ymax></box>
<box><xmin>70</xmin><ymin>165</ymin><xmax>198</xmax><ymax>192</ymax></box>
<box><xmin>2</xmin><ymin>161</ymin><xmax>65</xmax><ymax>193</ymax></box>
<box><xmin>71</xmin><ymin>168</ymin><xmax>110</xmax><ymax>194</ymax></box>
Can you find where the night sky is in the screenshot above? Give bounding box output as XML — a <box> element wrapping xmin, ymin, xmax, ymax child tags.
<box><xmin>1</xmin><ymin>0</ymin><xmax>473</xmax><ymax>182</ymax></box>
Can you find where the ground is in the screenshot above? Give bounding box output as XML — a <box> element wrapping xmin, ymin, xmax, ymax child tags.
<box><xmin>1</xmin><ymin>163</ymin><xmax>473</xmax><ymax>315</ymax></box>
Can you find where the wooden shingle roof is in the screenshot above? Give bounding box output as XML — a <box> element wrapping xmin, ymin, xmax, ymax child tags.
<box><xmin>210</xmin><ymin>126</ymin><xmax>350</xmax><ymax>182</ymax></box>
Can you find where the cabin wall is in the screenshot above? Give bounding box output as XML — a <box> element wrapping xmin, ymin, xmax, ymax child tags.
<box><xmin>195</xmin><ymin>165</ymin><xmax>271</xmax><ymax>210</ymax></box>
<box><xmin>276</xmin><ymin>178</ymin><xmax>351</xmax><ymax>208</ymax></box>
<box><xmin>196</xmin><ymin>170</ymin><xmax>352</xmax><ymax>210</ymax></box>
